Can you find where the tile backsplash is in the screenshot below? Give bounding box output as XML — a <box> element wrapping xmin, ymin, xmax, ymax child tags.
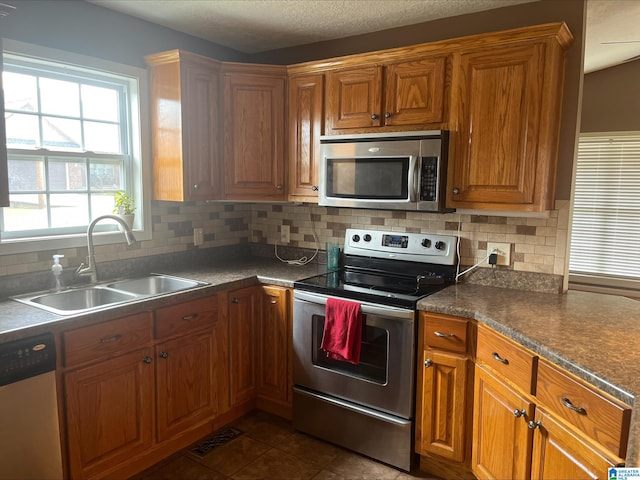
<box><xmin>0</xmin><ymin>199</ymin><xmax>570</xmax><ymax>292</ymax></box>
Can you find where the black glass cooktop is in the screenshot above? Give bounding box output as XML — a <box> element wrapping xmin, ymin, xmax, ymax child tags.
<box><xmin>294</xmin><ymin>268</ymin><xmax>450</xmax><ymax>309</ymax></box>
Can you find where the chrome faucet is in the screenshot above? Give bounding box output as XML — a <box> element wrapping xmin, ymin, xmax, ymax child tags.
<box><xmin>76</xmin><ymin>215</ymin><xmax>136</xmax><ymax>284</ymax></box>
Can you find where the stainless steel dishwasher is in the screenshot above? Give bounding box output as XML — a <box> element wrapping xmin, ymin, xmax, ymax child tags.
<box><xmin>0</xmin><ymin>332</ymin><xmax>63</xmax><ymax>480</ymax></box>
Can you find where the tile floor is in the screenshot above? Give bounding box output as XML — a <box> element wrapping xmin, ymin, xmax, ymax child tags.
<box><xmin>133</xmin><ymin>410</ymin><xmax>440</xmax><ymax>480</ymax></box>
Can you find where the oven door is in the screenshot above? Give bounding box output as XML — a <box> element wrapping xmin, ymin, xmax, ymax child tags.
<box><xmin>293</xmin><ymin>290</ymin><xmax>416</xmax><ymax>419</ymax></box>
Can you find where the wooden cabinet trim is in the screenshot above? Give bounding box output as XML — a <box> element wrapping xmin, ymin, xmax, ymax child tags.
<box><xmin>154</xmin><ymin>295</ymin><xmax>219</xmax><ymax>339</ymax></box>
<box><xmin>287</xmin><ymin>22</ymin><xmax>572</xmax><ymax>76</ymax></box>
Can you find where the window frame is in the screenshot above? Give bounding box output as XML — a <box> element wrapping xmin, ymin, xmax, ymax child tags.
<box><xmin>568</xmin><ymin>131</ymin><xmax>640</xmax><ymax>298</ymax></box>
<box><xmin>0</xmin><ymin>39</ymin><xmax>151</xmax><ymax>255</ymax></box>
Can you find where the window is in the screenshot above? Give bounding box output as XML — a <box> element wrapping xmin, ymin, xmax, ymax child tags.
<box><xmin>569</xmin><ymin>133</ymin><xmax>640</xmax><ymax>296</ymax></box>
<box><xmin>1</xmin><ymin>40</ymin><xmax>150</xmax><ymax>253</ymax></box>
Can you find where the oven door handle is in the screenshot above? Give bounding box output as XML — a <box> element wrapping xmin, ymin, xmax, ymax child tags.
<box><xmin>294</xmin><ymin>290</ymin><xmax>414</xmax><ymax>320</ymax></box>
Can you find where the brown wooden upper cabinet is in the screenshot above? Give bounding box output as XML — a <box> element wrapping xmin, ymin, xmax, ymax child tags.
<box><xmin>223</xmin><ymin>64</ymin><xmax>287</xmax><ymax>201</ymax></box>
<box><xmin>287</xmin><ymin>74</ymin><xmax>324</xmax><ymax>201</ymax></box>
<box><xmin>447</xmin><ymin>24</ymin><xmax>573</xmax><ymax>212</ymax></box>
<box><xmin>146</xmin><ymin>50</ymin><xmax>222</xmax><ymax>201</ymax></box>
<box><xmin>325</xmin><ymin>56</ymin><xmax>447</xmax><ymax>134</ymax></box>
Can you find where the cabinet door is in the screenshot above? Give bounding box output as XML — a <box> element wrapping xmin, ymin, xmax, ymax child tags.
<box><xmin>384</xmin><ymin>57</ymin><xmax>446</xmax><ymax>127</ymax></box>
<box><xmin>147</xmin><ymin>51</ymin><xmax>221</xmax><ymax>202</ymax></box>
<box><xmin>64</xmin><ymin>348</ymin><xmax>154</xmax><ymax>479</ymax></box>
<box><xmin>228</xmin><ymin>286</ymin><xmax>260</xmax><ymax>406</ymax></box>
<box><xmin>449</xmin><ymin>42</ymin><xmax>554</xmax><ymax>211</ymax></box>
<box><xmin>257</xmin><ymin>286</ymin><xmax>290</xmax><ymax>403</ymax></box>
<box><xmin>182</xmin><ymin>60</ymin><xmax>221</xmax><ymax>200</ymax></box>
<box><xmin>417</xmin><ymin>349</ymin><xmax>469</xmax><ymax>462</ymax></box>
<box><xmin>224</xmin><ymin>73</ymin><xmax>286</xmax><ymax>200</ymax></box>
<box><xmin>472</xmin><ymin>365</ymin><xmax>534</xmax><ymax>480</ymax></box>
<box><xmin>326</xmin><ymin>66</ymin><xmax>383</xmax><ymax>131</ymax></box>
<box><xmin>155</xmin><ymin>330</ymin><xmax>215</xmax><ymax>442</ymax></box>
<box><xmin>531</xmin><ymin>409</ymin><xmax>621</xmax><ymax>480</ymax></box>
<box><xmin>288</xmin><ymin>74</ymin><xmax>323</xmax><ymax>200</ymax></box>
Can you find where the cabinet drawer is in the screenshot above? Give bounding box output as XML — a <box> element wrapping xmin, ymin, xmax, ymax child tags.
<box><xmin>63</xmin><ymin>312</ymin><xmax>152</xmax><ymax>367</ymax></box>
<box><xmin>155</xmin><ymin>296</ymin><xmax>218</xmax><ymax>339</ymax></box>
<box><xmin>421</xmin><ymin>312</ymin><xmax>468</xmax><ymax>354</ymax></box>
<box><xmin>536</xmin><ymin>359</ymin><xmax>632</xmax><ymax>458</ymax></box>
<box><xmin>476</xmin><ymin>324</ymin><xmax>537</xmax><ymax>394</ymax></box>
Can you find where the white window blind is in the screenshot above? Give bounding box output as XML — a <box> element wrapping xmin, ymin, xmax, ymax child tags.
<box><xmin>569</xmin><ymin>134</ymin><xmax>640</xmax><ymax>292</ymax></box>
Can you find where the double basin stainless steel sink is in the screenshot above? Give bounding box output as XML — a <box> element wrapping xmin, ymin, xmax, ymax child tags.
<box><xmin>13</xmin><ymin>274</ymin><xmax>209</xmax><ymax>315</ymax></box>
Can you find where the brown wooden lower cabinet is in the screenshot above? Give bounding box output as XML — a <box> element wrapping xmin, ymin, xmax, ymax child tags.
<box><xmin>417</xmin><ymin>318</ymin><xmax>630</xmax><ymax>480</ymax></box>
<box><xmin>471</xmin><ymin>364</ymin><xmax>535</xmax><ymax>480</ymax></box>
<box><xmin>155</xmin><ymin>330</ymin><xmax>216</xmax><ymax>442</ymax></box>
<box><xmin>64</xmin><ymin>347</ymin><xmax>155</xmax><ymax>479</ymax></box>
<box><xmin>257</xmin><ymin>286</ymin><xmax>292</xmax><ymax>414</ymax></box>
<box><xmin>530</xmin><ymin>408</ymin><xmax>621</xmax><ymax>479</ymax></box>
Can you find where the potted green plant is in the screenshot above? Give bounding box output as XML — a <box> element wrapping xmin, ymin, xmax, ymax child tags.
<box><xmin>113</xmin><ymin>191</ymin><xmax>135</xmax><ymax>229</ymax></box>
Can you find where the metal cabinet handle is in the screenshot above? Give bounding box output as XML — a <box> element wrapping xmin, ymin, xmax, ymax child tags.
<box><xmin>100</xmin><ymin>334</ymin><xmax>122</xmax><ymax>344</ymax></box>
<box><xmin>231</xmin><ymin>297</ymin><xmax>239</xmax><ymax>304</ymax></box>
<box><xmin>269</xmin><ymin>299</ymin><xmax>278</xmax><ymax>304</ymax></box>
<box><xmin>371</xmin><ymin>114</ymin><xmax>379</xmax><ymax>120</ymax></box>
<box><xmin>561</xmin><ymin>397</ymin><xmax>587</xmax><ymax>415</ymax></box>
<box><xmin>424</xmin><ymin>359</ymin><xmax>433</xmax><ymax>368</ymax></box>
<box><xmin>142</xmin><ymin>356</ymin><xmax>153</xmax><ymax>364</ymax></box>
<box><xmin>159</xmin><ymin>351</ymin><xmax>169</xmax><ymax>359</ymax></box>
<box><xmin>528</xmin><ymin>420</ymin><xmax>542</xmax><ymax>430</ymax></box>
<box><xmin>311</xmin><ymin>185</ymin><xmax>319</xmax><ymax>191</ymax></box>
<box><xmin>492</xmin><ymin>352</ymin><xmax>509</xmax><ymax>364</ymax></box>
<box><xmin>193</xmin><ymin>183</ymin><xmax>200</xmax><ymax>190</ymax></box>
<box><xmin>182</xmin><ymin>313</ymin><xmax>198</xmax><ymax>321</ymax></box>
<box><xmin>453</xmin><ymin>188</ymin><xmax>460</xmax><ymax>195</ymax></box>
<box><xmin>276</xmin><ymin>184</ymin><xmax>283</xmax><ymax>190</ymax></box>
<box><xmin>384</xmin><ymin>112</ymin><xmax>392</xmax><ymax>119</ymax></box>
<box><xmin>513</xmin><ymin>409</ymin><xmax>527</xmax><ymax>418</ymax></box>
<box><xmin>434</xmin><ymin>331</ymin><xmax>456</xmax><ymax>338</ymax></box>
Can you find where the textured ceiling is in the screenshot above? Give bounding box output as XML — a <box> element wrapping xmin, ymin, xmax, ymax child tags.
<box><xmin>87</xmin><ymin>0</ymin><xmax>640</xmax><ymax>73</ymax></box>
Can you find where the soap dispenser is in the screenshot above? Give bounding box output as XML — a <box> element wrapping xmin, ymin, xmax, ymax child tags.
<box><xmin>51</xmin><ymin>254</ymin><xmax>65</xmax><ymax>292</ymax></box>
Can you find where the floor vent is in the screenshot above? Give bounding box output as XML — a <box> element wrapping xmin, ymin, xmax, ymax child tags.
<box><xmin>190</xmin><ymin>428</ymin><xmax>243</xmax><ymax>457</ymax></box>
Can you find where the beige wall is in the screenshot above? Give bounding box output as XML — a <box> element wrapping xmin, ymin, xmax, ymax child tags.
<box><xmin>581</xmin><ymin>59</ymin><xmax>640</xmax><ymax>133</ymax></box>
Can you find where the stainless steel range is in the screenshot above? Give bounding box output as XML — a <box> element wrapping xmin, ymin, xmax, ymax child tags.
<box><xmin>292</xmin><ymin>228</ymin><xmax>458</xmax><ymax>471</ymax></box>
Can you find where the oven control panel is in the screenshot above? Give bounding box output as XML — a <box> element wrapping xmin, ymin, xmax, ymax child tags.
<box><xmin>344</xmin><ymin>228</ymin><xmax>457</xmax><ymax>265</ymax></box>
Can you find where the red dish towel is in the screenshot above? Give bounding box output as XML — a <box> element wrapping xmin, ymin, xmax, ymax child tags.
<box><xmin>321</xmin><ymin>297</ymin><xmax>362</xmax><ymax>364</ymax></box>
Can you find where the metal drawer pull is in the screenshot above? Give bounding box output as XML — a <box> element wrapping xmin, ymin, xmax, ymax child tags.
<box><xmin>424</xmin><ymin>359</ymin><xmax>433</xmax><ymax>368</ymax></box>
<box><xmin>561</xmin><ymin>397</ymin><xmax>587</xmax><ymax>415</ymax></box>
<box><xmin>142</xmin><ymin>356</ymin><xmax>152</xmax><ymax>364</ymax></box>
<box><xmin>231</xmin><ymin>297</ymin><xmax>239</xmax><ymax>304</ymax></box>
<box><xmin>434</xmin><ymin>331</ymin><xmax>456</xmax><ymax>338</ymax></box>
<box><xmin>492</xmin><ymin>352</ymin><xmax>509</xmax><ymax>364</ymax></box>
<box><xmin>513</xmin><ymin>409</ymin><xmax>527</xmax><ymax>418</ymax></box>
<box><xmin>159</xmin><ymin>351</ymin><xmax>169</xmax><ymax>359</ymax></box>
<box><xmin>100</xmin><ymin>334</ymin><xmax>122</xmax><ymax>344</ymax></box>
<box><xmin>270</xmin><ymin>300</ymin><xmax>278</xmax><ymax>304</ymax></box>
<box><xmin>182</xmin><ymin>313</ymin><xmax>198</xmax><ymax>321</ymax></box>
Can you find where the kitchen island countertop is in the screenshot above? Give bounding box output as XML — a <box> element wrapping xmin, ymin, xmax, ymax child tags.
<box><xmin>417</xmin><ymin>283</ymin><xmax>640</xmax><ymax>466</ymax></box>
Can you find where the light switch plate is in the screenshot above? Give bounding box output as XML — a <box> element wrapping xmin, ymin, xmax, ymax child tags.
<box><xmin>281</xmin><ymin>225</ymin><xmax>290</xmax><ymax>243</ymax></box>
<box><xmin>193</xmin><ymin>227</ymin><xmax>204</xmax><ymax>246</ymax></box>
<box><xmin>487</xmin><ymin>242</ymin><xmax>511</xmax><ymax>266</ymax></box>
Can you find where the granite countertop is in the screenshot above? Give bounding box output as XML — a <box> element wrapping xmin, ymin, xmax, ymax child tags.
<box><xmin>0</xmin><ymin>257</ymin><xmax>324</xmax><ymax>342</ymax></box>
<box><xmin>418</xmin><ymin>283</ymin><xmax>640</xmax><ymax>466</ymax></box>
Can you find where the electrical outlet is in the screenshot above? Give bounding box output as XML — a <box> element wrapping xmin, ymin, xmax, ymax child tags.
<box><xmin>281</xmin><ymin>224</ymin><xmax>290</xmax><ymax>243</ymax></box>
<box><xmin>193</xmin><ymin>227</ymin><xmax>204</xmax><ymax>246</ymax></box>
<box><xmin>487</xmin><ymin>242</ymin><xmax>511</xmax><ymax>266</ymax></box>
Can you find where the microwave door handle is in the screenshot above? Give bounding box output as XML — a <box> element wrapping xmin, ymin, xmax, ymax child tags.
<box><xmin>409</xmin><ymin>155</ymin><xmax>420</xmax><ymax>202</ymax></box>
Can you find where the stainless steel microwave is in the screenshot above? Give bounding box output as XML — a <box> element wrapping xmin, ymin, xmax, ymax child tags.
<box><xmin>318</xmin><ymin>130</ymin><xmax>451</xmax><ymax>212</ymax></box>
